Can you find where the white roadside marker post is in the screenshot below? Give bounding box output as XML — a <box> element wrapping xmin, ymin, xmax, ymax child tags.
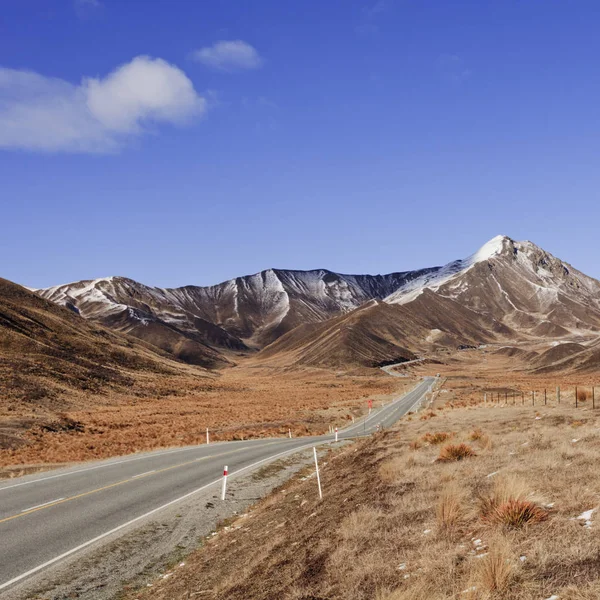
<box><xmin>288</xmin><ymin>428</ymin><xmax>292</xmax><ymax>438</ymax></box>
<box><xmin>221</xmin><ymin>465</ymin><xmax>228</xmax><ymax>500</ymax></box>
<box><xmin>313</xmin><ymin>447</ymin><xmax>322</xmax><ymax>500</ymax></box>
<box><xmin>335</xmin><ymin>427</ymin><xmax>338</xmax><ymax>442</ymax></box>
<box><xmin>206</xmin><ymin>428</ymin><xmax>209</xmax><ymax>445</ymax></box>
<box><xmin>352</xmin><ymin>416</ymin><xmax>355</xmax><ymax>424</ymax></box>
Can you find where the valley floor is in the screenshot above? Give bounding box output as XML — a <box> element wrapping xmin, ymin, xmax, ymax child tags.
<box><xmin>0</xmin><ymin>365</ymin><xmax>405</xmax><ymax>470</ymax></box>
<box><xmin>125</xmin><ymin>395</ymin><xmax>600</xmax><ymax>600</ymax></box>
<box><xmin>3</xmin><ymin>341</ymin><xmax>599</xmax><ymax>473</ymax></box>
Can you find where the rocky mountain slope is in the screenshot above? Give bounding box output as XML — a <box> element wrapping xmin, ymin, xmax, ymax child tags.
<box><xmin>35</xmin><ymin>236</ymin><xmax>600</xmax><ymax>370</ymax></box>
<box><xmin>36</xmin><ymin>268</ymin><xmax>436</xmax><ymax>361</ymax></box>
<box><xmin>385</xmin><ymin>235</ymin><xmax>600</xmax><ymax>336</ymax></box>
<box><xmin>256</xmin><ymin>236</ymin><xmax>600</xmax><ymax>369</ymax></box>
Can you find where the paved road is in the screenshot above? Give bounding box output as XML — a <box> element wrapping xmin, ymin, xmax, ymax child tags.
<box><xmin>0</xmin><ymin>376</ymin><xmax>435</xmax><ymax>593</ymax></box>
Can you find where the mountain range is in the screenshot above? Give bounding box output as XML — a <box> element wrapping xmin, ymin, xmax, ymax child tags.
<box><xmin>32</xmin><ymin>235</ymin><xmax>600</xmax><ymax>371</ymax></box>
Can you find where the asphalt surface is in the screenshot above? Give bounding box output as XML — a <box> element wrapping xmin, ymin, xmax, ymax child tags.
<box><xmin>0</xmin><ymin>375</ymin><xmax>435</xmax><ymax>593</ymax></box>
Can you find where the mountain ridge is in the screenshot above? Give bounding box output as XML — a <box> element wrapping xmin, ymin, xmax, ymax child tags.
<box><xmin>34</xmin><ymin>235</ymin><xmax>600</xmax><ymax>369</ymax></box>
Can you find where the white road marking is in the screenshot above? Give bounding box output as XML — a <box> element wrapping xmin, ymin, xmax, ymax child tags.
<box><xmin>339</xmin><ymin>378</ymin><xmax>434</xmax><ymax>437</ymax></box>
<box><xmin>0</xmin><ymin>441</ymin><xmax>318</xmax><ymax>592</ymax></box>
<box><xmin>21</xmin><ymin>498</ymin><xmax>64</xmax><ymax>512</ymax></box>
<box><xmin>0</xmin><ymin>447</ymin><xmax>195</xmax><ymax>492</ymax></box>
<box><xmin>0</xmin><ymin>438</ymin><xmax>269</xmax><ymax>492</ymax></box>
<box><xmin>132</xmin><ymin>470</ymin><xmax>156</xmax><ymax>478</ymax></box>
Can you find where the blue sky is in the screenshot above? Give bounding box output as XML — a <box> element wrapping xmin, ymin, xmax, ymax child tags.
<box><xmin>2</xmin><ymin>0</ymin><xmax>600</xmax><ymax>289</ymax></box>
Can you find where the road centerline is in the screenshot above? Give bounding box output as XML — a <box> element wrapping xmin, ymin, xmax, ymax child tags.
<box><xmin>0</xmin><ymin>441</ymin><xmax>279</xmax><ymax>525</ymax></box>
<box><xmin>21</xmin><ymin>498</ymin><xmax>65</xmax><ymax>512</ymax></box>
<box><xmin>132</xmin><ymin>470</ymin><xmax>156</xmax><ymax>478</ymax></box>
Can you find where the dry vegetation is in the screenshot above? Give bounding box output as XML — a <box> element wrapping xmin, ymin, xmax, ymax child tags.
<box><xmin>0</xmin><ymin>366</ymin><xmax>405</xmax><ymax>469</ymax></box>
<box><xmin>125</xmin><ymin>398</ymin><xmax>600</xmax><ymax>600</ymax></box>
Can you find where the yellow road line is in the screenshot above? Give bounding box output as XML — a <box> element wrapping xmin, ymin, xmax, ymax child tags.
<box><xmin>0</xmin><ymin>441</ymin><xmax>278</xmax><ymax>525</ymax></box>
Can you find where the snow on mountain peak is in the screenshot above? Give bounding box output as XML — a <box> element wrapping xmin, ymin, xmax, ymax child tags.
<box><xmin>384</xmin><ymin>235</ymin><xmax>513</xmax><ymax>305</ymax></box>
<box><xmin>468</xmin><ymin>235</ymin><xmax>510</xmax><ymax>265</ymax></box>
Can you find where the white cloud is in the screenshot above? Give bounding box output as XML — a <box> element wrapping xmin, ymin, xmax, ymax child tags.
<box><xmin>0</xmin><ymin>56</ymin><xmax>206</xmax><ymax>153</ymax></box>
<box><xmin>191</xmin><ymin>40</ymin><xmax>262</xmax><ymax>71</ymax></box>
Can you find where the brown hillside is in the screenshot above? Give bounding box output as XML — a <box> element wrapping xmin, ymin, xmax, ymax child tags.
<box><xmin>0</xmin><ymin>278</ymin><xmax>213</xmax><ymax>448</ymax></box>
<box><xmin>531</xmin><ymin>342</ymin><xmax>587</xmax><ymax>372</ymax></box>
<box><xmin>256</xmin><ymin>292</ymin><xmax>517</xmax><ymax>369</ymax></box>
<box><xmin>256</xmin><ymin>302</ymin><xmax>417</xmax><ymax>369</ymax></box>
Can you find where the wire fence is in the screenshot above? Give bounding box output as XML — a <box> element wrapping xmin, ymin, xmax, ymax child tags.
<box><xmin>483</xmin><ymin>386</ymin><xmax>597</xmax><ymax>409</ymax></box>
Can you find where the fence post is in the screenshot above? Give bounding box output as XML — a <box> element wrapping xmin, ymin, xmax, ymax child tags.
<box><xmin>576</xmin><ymin>386</ymin><xmax>578</xmax><ymax>409</ymax></box>
<box><xmin>532</xmin><ymin>390</ymin><xmax>535</xmax><ymax>406</ymax></box>
<box><xmin>594</xmin><ymin>387</ymin><xmax>596</xmax><ymax>410</ymax></box>
<box><xmin>522</xmin><ymin>391</ymin><xmax>524</xmax><ymax>405</ymax></box>
<box><xmin>313</xmin><ymin>447</ymin><xmax>323</xmax><ymax>500</ymax></box>
<box><xmin>544</xmin><ymin>388</ymin><xmax>547</xmax><ymax>406</ymax></box>
<box><xmin>557</xmin><ymin>386</ymin><xmax>560</xmax><ymax>404</ymax></box>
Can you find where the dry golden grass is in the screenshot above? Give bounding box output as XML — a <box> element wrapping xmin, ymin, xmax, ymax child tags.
<box><xmin>470</xmin><ymin>534</ymin><xmax>516</xmax><ymax>594</ymax></box>
<box><xmin>483</xmin><ymin>474</ymin><xmax>534</xmax><ymax>507</ymax></box>
<box><xmin>125</xmin><ymin>396</ymin><xmax>600</xmax><ymax>600</ymax></box>
<box><xmin>436</xmin><ymin>483</ymin><xmax>468</xmax><ymax>534</ymax></box>
<box><xmin>1</xmin><ymin>366</ymin><xmax>407</xmax><ymax>469</ymax></box>
<box><xmin>339</xmin><ymin>506</ymin><xmax>384</xmax><ymax>540</ymax></box>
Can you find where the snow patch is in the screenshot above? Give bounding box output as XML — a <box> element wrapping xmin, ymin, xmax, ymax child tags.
<box><xmin>576</xmin><ymin>507</ymin><xmax>596</xmax><ymax>528</ymax></box>
<box><xmin>385</xmin><ymin>235</ymin><xmax>509</xmax><ymax>305</ymax></box>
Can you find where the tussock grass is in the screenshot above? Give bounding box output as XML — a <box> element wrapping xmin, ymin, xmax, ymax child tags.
<box><xmin>419</xmin><ymin>410</ymin><xmax>438</xmax><ymax>421</ymax></box>
<box><xmin>472</xmin><ymin>535</ymin><xmax>516</xmax><ymax>593</ymax></box>
<box><xmin>577</xmin><ymin>388</ymin><xmax>590</xmax><ymax>402</ymax></box>
<box><xmin>436</xmin><ymin>484</ymin><xmax>468</xmax><ymax>534</ymax></box>
<box><xmin>422</xmin><ymin>431</ymin><xmax>452</xmax><ymax>444</ymax></box>
<box><xmin>483</xmin><ymin>498</ymin><xmax>549</xmax><ymax>528</ymax></box>
<box><xmin>437</xmin><ymin>442</ymin><xmax>476</xmax><ymax>462</ymax></box>
<box><xmin>469</xmin><ymin>427</ymin><xmax>484</xmax><ymax>440</ymax></box>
